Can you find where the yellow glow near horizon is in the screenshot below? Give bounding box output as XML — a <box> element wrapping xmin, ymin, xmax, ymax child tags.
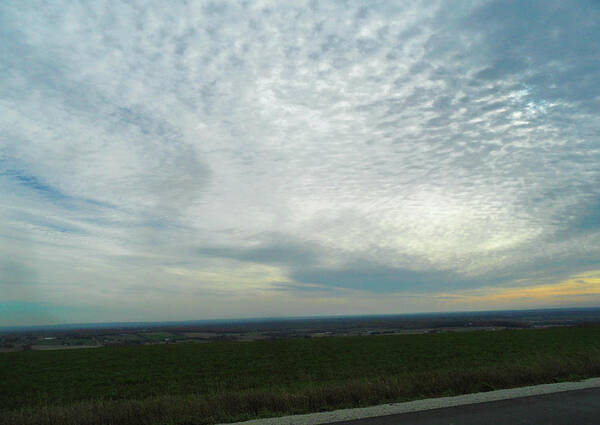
<box><xmin>441</xmin><ymin>270</ymin><xmax>600</xmax><ymax>307</ymax></box>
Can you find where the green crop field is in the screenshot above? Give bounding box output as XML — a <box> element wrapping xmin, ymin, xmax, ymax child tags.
<box><xmin>2</xmin><ymin>326</ymin><xmax>600</xmax><ymax>425</ymax></box>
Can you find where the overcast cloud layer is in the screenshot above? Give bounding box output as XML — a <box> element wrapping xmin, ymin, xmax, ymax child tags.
<box><xmin>1</xmin><ymin>0</ymin><xmax>599</xmax><ymax>325</ymax></box>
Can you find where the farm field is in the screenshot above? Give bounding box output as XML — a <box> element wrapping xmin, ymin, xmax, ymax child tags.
<box><xmin>2</xmin><ymin>325</ymin><xmax>600</xmax><ymax>425</ymax></box>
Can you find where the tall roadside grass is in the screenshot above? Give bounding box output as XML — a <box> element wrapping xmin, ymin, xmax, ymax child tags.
<box><xmin>2</xmin><ymin>326</ymin><xmax>600</xmax><ymax>425</ymax></box>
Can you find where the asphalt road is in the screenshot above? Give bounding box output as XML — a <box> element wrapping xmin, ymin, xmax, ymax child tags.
<box><xmin>329</xmin><ymin>388</ymin><xmax>600</xmax><ymax>425</ymax></box>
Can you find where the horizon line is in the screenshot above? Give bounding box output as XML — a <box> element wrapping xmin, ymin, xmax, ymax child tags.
<box><xmin>3</xmin><ymin>305</ymin><xmax>600</xmax><ymax>332</ymax></box>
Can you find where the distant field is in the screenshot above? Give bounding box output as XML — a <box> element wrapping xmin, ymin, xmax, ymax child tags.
<box><xmin>2</xmin><ymin>326</ymin><xmax>600</xmax><ymax>425</ymax></box>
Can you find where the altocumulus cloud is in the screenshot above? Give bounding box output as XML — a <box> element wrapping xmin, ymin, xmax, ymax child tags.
<box><xmin>0</xmin><ymin>0</ymin><xmax>599</xmax><ymax>325</ymax></box>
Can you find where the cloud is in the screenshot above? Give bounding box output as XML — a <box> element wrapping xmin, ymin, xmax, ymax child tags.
<box><xmin>0</xmin><ymin>0</ymin><xmax>599</xmax><ymax>324</ymax></box>
<box><xmin>197</xmin><ymin>235</ymin><xmax>321</xmax><ymax>268</ymax></box>
<box><xmin>438</xmin><ymin>270</ymin><xmax>600</xmax><ymax>310</ymax></box>
<box><xmin>291</xmin><ymin>263</ymin><xmax>455</xmax><ymax>293</ymax></box>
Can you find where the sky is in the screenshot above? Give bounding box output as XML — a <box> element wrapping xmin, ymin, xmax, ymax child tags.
<box><xmin>1</xmin><ymin>0</ymin><xmax>599</xmax><ymax>327</ymax></box>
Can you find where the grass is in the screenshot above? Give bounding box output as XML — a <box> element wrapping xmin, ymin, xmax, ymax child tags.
<box><xmin>2</xmin><ymin>325</ymin><xmax>600</xmax><ymax>424</ymax></box>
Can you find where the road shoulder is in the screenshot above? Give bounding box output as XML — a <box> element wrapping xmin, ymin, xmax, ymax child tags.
<box><xmin>221</xmin><ymin>377</ymin><xmax>600</xmax><ymax>425</ymax></box>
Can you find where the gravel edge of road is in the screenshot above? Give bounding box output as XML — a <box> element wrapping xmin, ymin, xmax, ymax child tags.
<box><xmin>221</xmin><ymin>377</ymin><xmax>600</xmax><ymax>425</ymax></box>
